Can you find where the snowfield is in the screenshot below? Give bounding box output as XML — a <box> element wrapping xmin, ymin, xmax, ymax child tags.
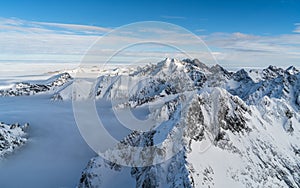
<box><xmin>0</xmin><ymin>58</ymin><xmax>300</xmax><ymax>188</ymax></box>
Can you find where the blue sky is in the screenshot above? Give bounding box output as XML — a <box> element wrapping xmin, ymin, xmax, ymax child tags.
<box><xmin>1</xmin><ymin>0</ymin><xmax>299</xmax><ymax>35</ymax></box>
<box><xmin>0</xmin><ymin>0</ymin><xmax>300</xmax><ymax>69</ymax></box>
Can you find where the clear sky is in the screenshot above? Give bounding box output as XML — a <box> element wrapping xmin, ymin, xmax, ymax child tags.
<box><xmin>0</xmin><ymin>0</ymin><xmax>300</xmax><ymax>69</ymax></box>
<box><xmin>0</xmin><ymin>0</ymin><xmax>299</xmax><ymax>35</ymax></box>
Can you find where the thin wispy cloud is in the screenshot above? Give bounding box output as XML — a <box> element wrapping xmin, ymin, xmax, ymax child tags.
<box><xmin>204</xmin><ymin>32</ymin><xmax>300</xmax><ymax>68</ymax></box>
<box><xmin>34</xmin><ymin>21</ymin><xmax>112</xmax><ymax>34</ymax></box>
<box><xmin>161</xmin><ymin>15</ymin><xmax>186</xmax><ymax>20</ymax></box>
<box><xmin>195</xmin><ymin>29</ymin><xmax>206</xmax><ymax>32</ymax></box>
<box><xmin>0</xmin><ymin>17</ymin><xmax>100</xmax><ymax>64</ymax></box>
<box><xmin>293</xmin><ymin>23</ymin><xmax>300</xmax><ymax>33</ymax></box>
<box><xmin>0</xmin><ymin>17</ymin><xmax>111</xmax><ymax>35</ymax></box>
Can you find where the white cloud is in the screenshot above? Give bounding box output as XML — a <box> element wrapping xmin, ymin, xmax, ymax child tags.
<box><xmin>293</xmin><ymin>23</ymin><xmax>300</xmax><ymax>33</ymax></box>
<box><xmin>204</xmin><ymin>32</ymin><xmax>300</xmax><ymax>68</ymax></box>
<box><xmin>195</xmin><ymin>29</ymin><xmax>206</xmax><ymax>32</ymax></box>
<box><xmin>0</xmin><ymin>17</ymin><xmax>299</xmax><ymax>70</ymax></box>
<box><xmin>33</xmin><ymin>21</ymin><xmax>112</xmax><ymax>34</ymax></box>
<box><xmin>161</xmin><ymin>15</ymin><xmax>186</xmax><ymax>20</ymax></box>
<box><xmin>0</xmin><ymin>17</ymin><xmax>111</xmax><ymax>35</ymax></box>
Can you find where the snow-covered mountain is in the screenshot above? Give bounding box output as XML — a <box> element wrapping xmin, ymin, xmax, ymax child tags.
<box><xmin>1</xmin><ymin>58</ymin><xmax>299</xmax><ymax>187</ymax></box>
<box><xmin>71</xmin><ymin>58</ymin><xmax>300</xmax><ymax>188</ymax></box>
<box><xmin>0</xmin><ymin>72</ymin><xmax>72</xmax><ymax>97</ymax></box>
<box><xmin>0</xmin><ymin>122</ymin><xmax>29</xmax><ymax>157</ymax></box>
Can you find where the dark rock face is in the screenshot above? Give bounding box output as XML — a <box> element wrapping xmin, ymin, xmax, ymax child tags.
<box><xmin>209</xmin><ymin>64</ymin><xmax>232</xmax><ymax>78</ymax></box>
<box><xmin>232</xmin><ymin>69</ymin><xmax>252</xmax><ymax>82</ymax></box>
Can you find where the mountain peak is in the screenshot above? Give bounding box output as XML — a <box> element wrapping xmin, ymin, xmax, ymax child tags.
<box><xmin>261</xmin><ymin>65</ymin><xmax>285</xmax><ymax>80</ymax></box>
<box><xmin>160</xmin><ymin>57</ymin><xmax>183</xmax><ymax>67</ymax></box>
<box><xmin>182</xmin><ymin>58</ymin><xmax>210</xmax><ymax>71</ymax></box>
<box><xmin>209</xmin><ymin>64</ymin><xmax>231</xmax><ymax>77</ymax></box>
<box><xmin>232</xmin><ymin>69</ymin><xmax>252</xmax><ymax>82</ymax></box>
<box><xmin>286</xmin><ymin>66</ymin><xmax>299</xmax><ymax>75</ymax></box>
